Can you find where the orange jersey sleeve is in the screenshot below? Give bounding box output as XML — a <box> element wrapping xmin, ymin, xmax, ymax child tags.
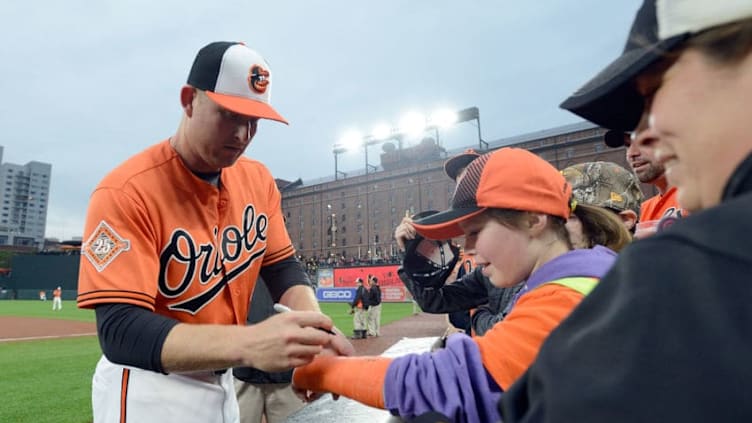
<box><xmin>77</xmin><ymin>141</ymin><xmax>295</xmax><ymax>325</ymax></box>
<box><xmin>474</xmin><ymin>284</ymin><xmax>585</xmax><ymax>390</ymax></box>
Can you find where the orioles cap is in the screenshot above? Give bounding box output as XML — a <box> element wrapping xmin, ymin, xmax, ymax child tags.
<box><xmin>560</xmin><ymin>0</ymin><xmax>752</xmax><ymax>131</ymax></box>
<box><xmin>413</xmin><ymin>148</ymin><xmax>572</xmax><ymax>240</ymax></box>
<box><xmin>444</xmin><ymin>149</ymin><xmax>480</xmax><ymax>181</ymax></box>
<box><xmin>187</xmin><ymin>41</ymin><xmax>288</xmax><ymax>124</ymax></box>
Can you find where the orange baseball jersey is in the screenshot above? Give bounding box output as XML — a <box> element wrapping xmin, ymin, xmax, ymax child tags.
<box><xmin>640</xmin><ymin>186</ymin><xmax>684</xmax><ymax>222</ymax></box>
<box><xmin>53</xmin><ymin>287</ymin><xmax>62</xmax><ymax>298</ymax></box>
<box><xmin>77</xmin><ymin>140</ymin><xmax>294</xmax><ymax>325</ymax></box>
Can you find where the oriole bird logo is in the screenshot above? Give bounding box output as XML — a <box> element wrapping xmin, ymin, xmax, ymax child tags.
<box><xmin>248</xmin><ymin>65</ymin><xmax>270</xmax><ymax>94</ymax></box>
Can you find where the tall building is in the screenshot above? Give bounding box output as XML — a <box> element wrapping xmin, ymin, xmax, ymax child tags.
<box><xmin>280</xmin><ymin>121</ymin><xmax>655</xmax><ymax>263</ymax></box>
<box><xmin>0</xmin><ymin>146</ymin><xmax>51</xmax><ymax>249</ymax></box>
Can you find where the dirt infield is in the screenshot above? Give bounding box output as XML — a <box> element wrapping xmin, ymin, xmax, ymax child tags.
<box><xmin>349</xmin><ymin>312</ymin><xmax>449</xmax><ymax>356</ymax></box>
<box><xmin>0</xmin><ymin>312</ymin><xmax>449</xmax><ymax>352</ymax></box>
<box><xmin>0</xmin><ymin>316</ymin><xmax>96</xmax><ymax>342</ymax></box>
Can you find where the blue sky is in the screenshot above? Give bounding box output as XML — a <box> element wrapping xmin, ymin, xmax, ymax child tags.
<box><xmin>0</xmin><ymin>0</ymin><xmax>640</xmax><ymax>240</ymax></box>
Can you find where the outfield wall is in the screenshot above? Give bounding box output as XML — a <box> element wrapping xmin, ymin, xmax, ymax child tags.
<box><xmin>2</xmin><ymin>254</ymin><xmax>80</xmax><ymax>300</ymax></box>
<box><xmin>315</xmin><ymin>264</ymin><xmax>412</xmax><ymax>303</ymax></box>
<box><xmin>1</xmin><ymin>255</ymin><xmax>413</xmax><ymax>302</ymax></box>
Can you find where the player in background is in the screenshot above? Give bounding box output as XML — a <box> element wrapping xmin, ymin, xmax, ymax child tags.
<box><xmin>349</xmin><ymin>277</ymin><xmax>369</xmax><ymax>339</ymax></box>
<box><xmin>76</xmin><ymin>41</ymin><xmax>353</xmax><ymax>423</ymax></box>
<box><xmin>52</xmin><ymin>286</ymin><xmax>62</xmax><ymax>311</ymax></box>
<box><xmin>366</xmin><ymin>275</ymin><xmax>382</xmax><ymax>337</ymax></box>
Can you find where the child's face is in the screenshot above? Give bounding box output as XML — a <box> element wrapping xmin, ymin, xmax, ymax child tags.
<box><xmin>459</xmin><ymin>214</ymin><xmax>535</xmax><ymax>288</ymax></box>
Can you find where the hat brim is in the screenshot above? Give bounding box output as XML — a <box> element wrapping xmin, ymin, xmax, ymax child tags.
<box><xmin>206</xmin><ymin>91</ymin><xmax>289</xmax><ymax>124</ymax></box>
<box><xmin>412</xmin><ymin>206</ymin><xmax>486</xmax><ymax>240</ymax></box>
<box><xmin>444</xmin><ymin>153</ymin><xmax>480</xmax><ymax>181</ymax></box>
<box><xmin>560</xmin><ymin>35</ymin><xmax>686</xmax><ymax>130</ymax></box>
<box><xmin>604</xmin><ymin>129</ymin><xmax>628</xmax><ymax>148</ymax></box>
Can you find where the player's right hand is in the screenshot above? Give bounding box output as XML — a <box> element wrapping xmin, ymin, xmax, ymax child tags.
<box><xmin>240</xmin><ymin>311</ymin><xmax>334</xmax><ymax>372</ymax></box>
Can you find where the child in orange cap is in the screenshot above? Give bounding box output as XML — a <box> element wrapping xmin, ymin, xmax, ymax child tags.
<box><xmin>293</xmin><ymin>148</ymin><xmax>622</xmax><ymax>423</ymax></box>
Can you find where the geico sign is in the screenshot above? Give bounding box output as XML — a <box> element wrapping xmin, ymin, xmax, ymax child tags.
<box><xmin>322</xmin><ymin>291</ymin><xmax>352</xmax><ymax>299</ymax></box>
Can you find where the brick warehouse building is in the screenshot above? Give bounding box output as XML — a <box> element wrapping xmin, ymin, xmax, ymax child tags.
<box><xmin>280</xmin><ymin>121</ymin><xmax>656</xmax><ymax>264</ymax></box>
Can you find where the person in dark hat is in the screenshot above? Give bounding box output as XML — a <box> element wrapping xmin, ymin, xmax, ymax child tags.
<box><xmin>501</xmin><ymin>1</ymin><xmax>752</xmax><ymax>421</ymax></box>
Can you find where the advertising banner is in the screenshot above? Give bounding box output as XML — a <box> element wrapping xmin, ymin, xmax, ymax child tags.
<box><xmin>332</xmin><ymin>265</ymin><xmax>408</xmax><ymax>302</ymax></box>
<box><xmin>317</xmin><ymin>268</ymin><xmax>334</xmax><ymax>288</ymax></box>
<box><xmin>316</xmin><ymin>287</ymin><xmax>356</xmax><ymax>302</ymax></box>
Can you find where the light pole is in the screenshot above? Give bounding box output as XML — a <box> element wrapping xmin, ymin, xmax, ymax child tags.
<box><xmin>331</xmin><ymin>211</ymin><xmax>337</xmax><ymax>260</ymax></box>
<box><xmin>364</xmin><ymin>137</ymin><xmax>379</xmax><ymax>174</ymax></box>
<box><xmin>335</xmin><ymin>106</ymin><xmax>485</xmax><ymax>179</ymax></box>
<box><xmin>456</xmin><ymin>107</ymin><xmax>488</xmax><ymax>150</ymax></box>
<box><xmin>333</xmin><ymin>145</ymin><xmax>347</xmax><ymax>180</ymax></box>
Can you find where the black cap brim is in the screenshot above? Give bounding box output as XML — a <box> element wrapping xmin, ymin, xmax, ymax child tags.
<box><xmin>444</xmin><ymin>153</ymin><xmax>479</xmax><ymax>181</ymax></box>
<box><xmin>412</xmin><ymin>206</ymin><xmax>485</xmax><ymax>240</ymax></box>
<box><xmin>604</xmin><ymin>130</ymin><xmax>628</xmax><ymax>147</ymax></box>
<box><xmin>560</xmin><ymin>35</ymin><xmax>686</xmax><ymax>131</ymax></box>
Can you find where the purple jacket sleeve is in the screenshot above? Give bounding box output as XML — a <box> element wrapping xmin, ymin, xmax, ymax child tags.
<box><xmin>383</xmin><ymin>334</ymin><xmax>503</xmax><ymax>423</ymax></box>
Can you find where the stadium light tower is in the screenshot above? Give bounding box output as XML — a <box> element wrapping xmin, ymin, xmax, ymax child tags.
<box><xmin>333</xmin><ymin>106</ymin><xmax>485</xmax><ymax>179</ymax></box>
<box><xmin>332</xmin><ymin>144</ymin><xmax>347</xmax><ymax>180</ymax></box>
<box><xmin>455</xmin><ymin>107</ymin><xmax>487</xmax><ymax>150</ymax></box>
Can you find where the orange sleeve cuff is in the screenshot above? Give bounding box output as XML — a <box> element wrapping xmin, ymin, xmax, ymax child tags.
<box><xmin>293</xmin><ymin>355</ymin><xmax>392</xmax><ymax>409</ymax></box>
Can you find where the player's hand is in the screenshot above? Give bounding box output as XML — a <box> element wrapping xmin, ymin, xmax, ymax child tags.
<box><xmin>241</xmin><ymin>311</ymin><xmax>334</xmax><ymax>372</ymax></box>
<box><xmin>394</xmin><ymin>217</ymin><xmax>416</xmax><ymax>251</ymax></box>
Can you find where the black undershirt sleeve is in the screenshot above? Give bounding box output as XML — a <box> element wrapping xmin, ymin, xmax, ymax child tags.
<box><xmin>95</xmin><ymin>303</ymin><xmax>179</xmax><ymax>374</ymax></box>
<box><xmin>259</xmin><ymin>256</ymin><xmax>313</xmax><ymax>302</ymax></box>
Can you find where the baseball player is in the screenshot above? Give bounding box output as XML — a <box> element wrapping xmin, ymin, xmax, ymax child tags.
<box><xmin>52</xmin><ymin>286</ymin><xmax>62</xmax><ymax>311</ymax></box>
<box><xmin>77</xmin><ymin>41</ymin><xmax>353</xmax><ymax>423</ymax></box>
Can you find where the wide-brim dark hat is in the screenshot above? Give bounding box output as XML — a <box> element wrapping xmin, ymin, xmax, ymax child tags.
<box><xmin>560</xmin><ymin>0</ymin><xmax>689</xmax><ymax>131</ymax></box>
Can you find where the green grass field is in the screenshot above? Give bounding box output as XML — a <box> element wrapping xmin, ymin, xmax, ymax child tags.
<box><xmin>0</xmin><ymin>300</ymin><xmax>414</xmax><ymax>423</ymax></box>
